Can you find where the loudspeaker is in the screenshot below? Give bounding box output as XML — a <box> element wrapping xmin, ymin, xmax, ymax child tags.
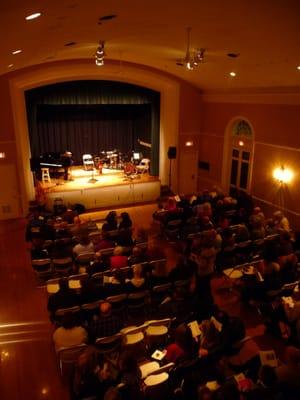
<box><xmin>168</xmin><ymin>146</ymin><xmax>177</xmax><ymax>159</ymax></box>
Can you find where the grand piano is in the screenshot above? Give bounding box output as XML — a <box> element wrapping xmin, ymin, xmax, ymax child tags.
<box><xmin>30</xmin><ymin>152</ymin><xmax>72</xmax><ymax>180</ymax></box>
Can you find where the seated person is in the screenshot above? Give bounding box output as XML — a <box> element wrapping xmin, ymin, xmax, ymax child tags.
<box><xmin>199</xmin><ymin>319</ymin><xmax>221</xmax><ymax>357</ymax></box>
<box><xmin>52</xmin><ymin>238</ymin><xmax>73</xmax><ymax>259</ymax></box>
<box><xmin>235</xmin><ymin>223</ymin><xmax>250</xmax><ymax>243</ymax></box>
<box><xmin>118</xmin><ymin>212</ymin><xmax>132</xmax><ymax>230</ymax></box>
<box><xmin>73</xmin><ymin>235</ymin><xmax>94</xmax><ymax>258</ymax></box>
<box><xmin>110</xmin><ymin>246</ymin><xmax>128</xmax><ymax>270</ymax></box>
<box><xmin>87</xmin><ymin>253</ymin><xmax>108</xmax><ymax>276</ymax></box>
<box><xmin>273</xmin><ymin>210</ymin><xmax>290</xmax><ymax>232</ymax></box>
<box><xmin>116</xmin><ymin>229</ymin><xmax>134</xmax><ymax>247</ymax></box>
<box><xmin>88</xmin><ymin>302</ymin><xmax>123</xmax><ymax>342</ymax></box>
<box><xmin>102</xmin><ymin>269</ymin><xmax>126</xmax><ymax>298</ymax></box>
<box><xmin>94</xmin><ymin>231</ymin><xmax>115</xmax><ymax>252</ymax></box>
<box><xmin>168</xmin><ymin>255</ymin><xmax>193</xmax><ymax>282</ymax></box>
<box><xmin>159</xmin><ymin>287</ymin><xmax>191</xmax><ymax>322</ymax></box>
<box><xmin>52</xmin><ymin>312</ymin><xmax>87</xmax><ymax>352</ymax></box>
<box><xmin>247</xmin><ymin>364</ymin><xmax>283</xmax><ymax>400</ymax></box>
<box><xmin>128</xmin><ymin>246</ymin><xmax>145</xmax><ymax>266</ymax></box>
<box><xmin>125</xmin><ymin>264</ymin><xmax>146</xmax><ymax>292</ymax></box>
<box><xmin>250</xmin><ymin>216</ymin><xmax>266</xmax><ymax>240</ymax></box>
<box><xmin>165</xmin><ymin>323</ymin><xmax>198</xmax><ymax>364</ymax></box>
<box><xmin>72</xmin><ymin>346</ymin><xmax>114</xmax><ymax>400</ymax></box>
<box><xmin>80</xmin><ymin>279</ymin><xmax>102</xmax><ymax>304</ymax></box>
<box><xmin>102</xmin><ymin>211</ymin><xmax>118</xmax><ymax>232</ymax></box>
<box><xmin>275</xmin><ymin>346</ymin><xmax>300</xmax><ymax>391</ymax></box>
<box><xmin>30</xmin><ymin>237</ymin><xmax>49</xmax><ymax>260</ymax></box>
<box><xmin>47</xmin><ymin>278</ymin><xmax>80</xmax><ymax>319</ymax></box>
<box><xmin>117</xmin><ymin>351</ymin><xmax>143</xmax><ymax>400</ymax></box>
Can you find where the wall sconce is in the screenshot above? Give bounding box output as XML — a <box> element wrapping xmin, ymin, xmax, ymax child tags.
<box><xmin>273</xmin><ymin>166</ymin><xmax>294</xmax><ymax>184</ymax></box>
<box><xmin>0</xmin><ymin>152</ymin><xmax>6</xmax><ymax>159</ymax></box>
<box><xmin>238</xmin><ymin>140</ymin><xmax>244</xmax><ymax>147</ymax></box>
<box><xmin>185</xmin><ymin>141</ymin><xmax>193</xmax><ymax>147</ymax></box>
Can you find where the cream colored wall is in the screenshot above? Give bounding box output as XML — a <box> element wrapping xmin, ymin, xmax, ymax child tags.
<box><xmin>200</xmin><ymin>99</ymin><xmax>300</xmax><ymax>228</ymax></box>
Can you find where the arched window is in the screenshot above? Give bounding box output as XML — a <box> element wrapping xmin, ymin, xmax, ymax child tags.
<box><xmin>229</xmin><ymin>119</ymin><xmax>253</xmax><ymax>195</ymax></box>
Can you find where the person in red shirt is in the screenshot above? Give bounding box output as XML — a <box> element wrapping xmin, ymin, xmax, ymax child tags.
<box><xmin>165</xmin><ymin>323</ymin><xmax>197</xmax><ymax>364</ymax></box>
<box><xmin>110</xmin><ymin>246</ymin><xmax>128</xmax><ymax>270</ymax></box>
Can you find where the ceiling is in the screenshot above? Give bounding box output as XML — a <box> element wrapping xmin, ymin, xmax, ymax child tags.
<box><xmin>1</xmin><ymin>0</ymin><xmax>300</xmax><ymax>93</ymax></box>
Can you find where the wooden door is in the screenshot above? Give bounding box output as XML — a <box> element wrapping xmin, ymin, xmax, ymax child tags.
<box><xmin>179</xmin><ymin>150</ymin><xmax>198</xmax><ymax>195</ymax></box>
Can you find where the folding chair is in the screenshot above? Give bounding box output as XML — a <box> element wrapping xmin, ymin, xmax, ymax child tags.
<box><xmin>54</xmin><ymin>305</ymin><xmax>81</xmax><ymax>326</ymax></box>
<box><xmin>81</xmin><ymin>301</ymin><xmax>101</xmax><ymax>323</ymax></box>
<box><xmin>127</xmin><ymin>290</ymin><xmax>150</xmax><ymax>324</ymax></box>
<box><xmin>68</xmin><ymin>273</ymin><xmax>89</xmax><ymax>292</ymax></box>
<box><xmin>53</xmin><ymin>257</ymin><xmax>73</xmax><ymax>276</ymax></box>
<box><xmin>57</xmin><ymin>343</ymin><xmax>88</xmax><ymax>381</ymax></box>
<box><xmin>95</xmin><ymin>333</ymin><xmax>123</xmax><ymax>354</ymax></box>
<box><xmin>32</xmin><ymin>258</ymin><xmax>52</xmax><ymax>281</ymax></box>
<box><xmin>46</xmin><ymin>278</ymin><xmax>60</xmax><ymax>295</ymax></box>
<box><xmin>106</xmin><ymin>293</ymin><xmax>128</xmax><ymax>321</ymax></box>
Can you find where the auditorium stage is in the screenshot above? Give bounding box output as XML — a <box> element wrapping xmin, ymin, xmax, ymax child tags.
<box><xmin>41</xmin><ymin>167</ymin><xmax>161</xmax><ymax>210</ymax></box>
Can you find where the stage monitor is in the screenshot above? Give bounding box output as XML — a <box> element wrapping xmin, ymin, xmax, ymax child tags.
<box><xmin>133</xmin><ymin>152</ymin><xmax>140</xmax><ymax>160</ymax></box>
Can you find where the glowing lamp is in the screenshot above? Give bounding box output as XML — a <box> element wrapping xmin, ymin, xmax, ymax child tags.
<box><xmin>0</xmin><ymin>152</ymin><xmax>6</xmax><ymax>159</ymax></box>
<box><xmin>273</xmin><ymin>166</ymin><xmax>294</xmax><ymax>184</ymax></box>
<box><xmin>238</xmin><ymin>140</ymin><xmax>244</xmax><ymax>147</ymax></box>
<box><xmin>185</xmin><ymin>141</ymin><xmax>193</xmax><ymax>147</ymax></box>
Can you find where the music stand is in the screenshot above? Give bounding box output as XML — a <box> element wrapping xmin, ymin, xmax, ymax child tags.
<box><xmin>88</xmin><ymin>168</ymin><xmax>98</xmax><ymax>183</ymax></box>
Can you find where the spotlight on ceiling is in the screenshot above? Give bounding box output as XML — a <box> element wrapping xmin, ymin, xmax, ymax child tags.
<box><xmin>229</xmin><ymin>71</ymin><xmax>236</xmax><ymax>77</ymax></box>
<box><xmin>297</xmin><ymin>65</ymin><xmax>300</xmax><ymax>71</ymax></box>
<box><xmin>12</xmin><ymin>49</ymin><xmax>22</xmax><ymax>55</ymax></box>
<box><xmin>95</xmin><ymin>41</ymin><xmax>105</xmax><ymax>66</ymax></box>
<box><xmin>25</xmin><ymin>12</ymin><xmax>41</xmax><ymax>21</ymax></box>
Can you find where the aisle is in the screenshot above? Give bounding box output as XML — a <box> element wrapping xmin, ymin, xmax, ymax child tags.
<box><xmin>0</xmin><ymin>219</ymin><xmax>69</xmax><ymax>400</ymax></box>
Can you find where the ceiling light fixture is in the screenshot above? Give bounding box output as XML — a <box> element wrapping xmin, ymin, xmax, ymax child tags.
<box><xmin>177</xmin><ymin>27</ymin><xmax>205</xmax><ymax>70</ymax></box>
<box><xmin>297</xmin><ymin>65</ymin><xmax>300</xmax><ymax>70</ymax></box>
<box><xmin>8</xmin><ymin>64</ymin><xmax>14</xmax><ymax>68</ymax></box>
<box><xmin>95</xmin><ymin>41</ymin><xmax>105</xmax><ymax>66</ymax></box>
<box><xmin>230</xmin><ymin>71</ymin><xmax>236</xmax><ymax>77</ymax></box>
<box><xmin>25</xmin><ymin>12</ymin><xmax>41</xmax><ymax>21</ymax></box>
<box><xmin>12</xmin><ymin>49</ymin><xmax>22</xmax><ymax>55</ymax></box>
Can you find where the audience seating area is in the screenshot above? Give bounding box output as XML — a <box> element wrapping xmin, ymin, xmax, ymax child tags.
<box><xmin>26</xmin><ymin>190</ymin><xmax>300</xmax><ymax>400</ymax></box>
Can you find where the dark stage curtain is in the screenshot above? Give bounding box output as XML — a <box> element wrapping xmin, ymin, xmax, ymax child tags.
<box><xmin>34</xmin><ymin>104</ymin><xmax>152</xmax><ymax>164</ymax></box>
<box><xmin>26</xmin><ymin>80</ymin><xmax>160</xmax><ymax>175</ymax></box>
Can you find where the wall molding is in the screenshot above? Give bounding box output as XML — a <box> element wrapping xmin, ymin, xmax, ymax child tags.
<box><xmin>255</xmin><ymin>141</ymin><xmax>300</xmax><ymax>152</ymax></box>
<box><xmin>201</xmin><ymin>92</ymin><xmax>300</xmax><ymax>105</ymax></box>
<box><xmin>252</xmin><ymin>195</ymin><xmax>300</xmax><ymax>217</ymax></box>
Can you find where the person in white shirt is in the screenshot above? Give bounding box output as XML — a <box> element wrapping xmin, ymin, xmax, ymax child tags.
<box><xmin>73</xmin><ymin>235</ymin><xmax>95</xmax><ymax>257</ymax></box>
<box><xmin>53</xmin><ymin>312</ymin><xmax>87</xmax><ymax>352</ymax></box>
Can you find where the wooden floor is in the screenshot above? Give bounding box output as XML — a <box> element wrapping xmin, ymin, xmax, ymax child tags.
<box><xmin>0</xmin><ymin>204</ymin><xmax>285</xmax><ymax>399</ymax></box>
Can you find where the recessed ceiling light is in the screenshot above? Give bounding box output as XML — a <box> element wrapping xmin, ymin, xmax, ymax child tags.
<box><xmin>8</xmin><ymin>64</ymin><xmax>14</xmax><ymax>68</ymax></box>
<box><xmin>98</xmin><ymin>14</ymin><xmax>117</xmax><ymax>21</ymax></box>
<box><xmin>227</xmin><ymin>53</ymin><xmax>240</xmax><ymax>58</ymax></box>
<box><xmin>12</xmin><ymin>49</ymin><xmax>22</xmax><ymax>55</ymax></box>
<box><xmin>64</xmin><ymin>41</ymin><xmax>77</xmax><ymax>47</ymax></box>
<box><xmin>229</xmin><ymin>71</ymin><xmax>236</xmax><ymax>77</ymax></box>
<box><xmin>25</xmin><ymin>12</ymin><xmax>41</xmax><ymax>21</ymax></box>
<box><xmin>297</xmin><ymin>65</ymin><xmax>300</xmax><ymax>70</ymax></box>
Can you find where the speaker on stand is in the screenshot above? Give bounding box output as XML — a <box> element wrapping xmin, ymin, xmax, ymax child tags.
<box><xmin>167</xmin><ymin>146</ymin><xmax>176</xmax><ymax>189</ymax></box>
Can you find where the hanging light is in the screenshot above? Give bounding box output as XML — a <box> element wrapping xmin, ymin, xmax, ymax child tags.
<box><xmin>95</xmin><ymin>41</ymin><xmax>105</xmax><ymax>66</ymax></box>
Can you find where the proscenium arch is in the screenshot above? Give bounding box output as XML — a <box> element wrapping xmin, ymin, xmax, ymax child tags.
<box><xmin>222</xmin><ymin>116</ymin><xmax>255</xmax><ymax>194</ymax></box>
<box><xmin>9</xmin><ymin>60</ymin><xmax>180</xmax><ymax>215</ymax></box>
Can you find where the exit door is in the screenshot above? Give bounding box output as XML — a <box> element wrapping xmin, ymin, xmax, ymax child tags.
<box><xmin>179</xmin><ymin>150</ymin><xmax>198</xmax><ymax>195</ymax></box>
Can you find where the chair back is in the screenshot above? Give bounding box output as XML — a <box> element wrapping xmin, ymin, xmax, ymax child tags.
<box><xmin>82</xmin><ymin>154</ymin><xmax>93</xmax><ymax>162</ymax></box>
<box><xmin>32</xmin><ymin>258</ymin><xmax>52</xmax><ymax>272</ymax></box>
<box><xmin>95</xmin><ymin>333</ymin><xmax>122</xmax><ymax>354</ymax></box>
<box><xmin>46</xmin><ymin>278</ymin><xmax>60</xmax><ymax>294</ymax></box>
<box><xmin>53</xmin><ymin>257</ymin><xmax>73</xmax><ymax>272</ymax></box>
<box><xmin>75</xmin><ymin>252</ymin><xmax>96</xmax><ymax>264</ymax></box>
<box><xmin>148</xmin><ymin>259</ymin><xmax>167</xmax><ymax>277</ymax></box>
<box><xmin>144</xmin><ymin>372</ymin><xmax>170</xmax><ymax>400</ymax></box>
<box><xmin>58</xmin><ymin>343</ymin><xmax>87</xmax><ymax>380</ymax></box>
<box><xmin>55</xmin><ymin>305</ymin><xmax>81</xmax><ymax>318</ymax></box>
<box><xmin>68</xmin><ymin>273</ymin><xmax>89</xmax><ymax>290</ymax></box>
<box><xmin>152</xmin><ymin>283</ymin><xmax>172</xmax><ymax>294</ymax></box>
<box><xmin>100</xmin><ymin>247</ymin><xmax>115</xmax><ymax>257</ymax></box>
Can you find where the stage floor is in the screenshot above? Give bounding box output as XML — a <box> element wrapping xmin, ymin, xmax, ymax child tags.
<box><xmin>41</xmin><ymin>166</ymin><xmax>161</xmax><ymax>210</ymax></box>
<box><xmin>41</xmin><ymin>166</ymin><xmax>158</xmax><ymax>193</ymax></box>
